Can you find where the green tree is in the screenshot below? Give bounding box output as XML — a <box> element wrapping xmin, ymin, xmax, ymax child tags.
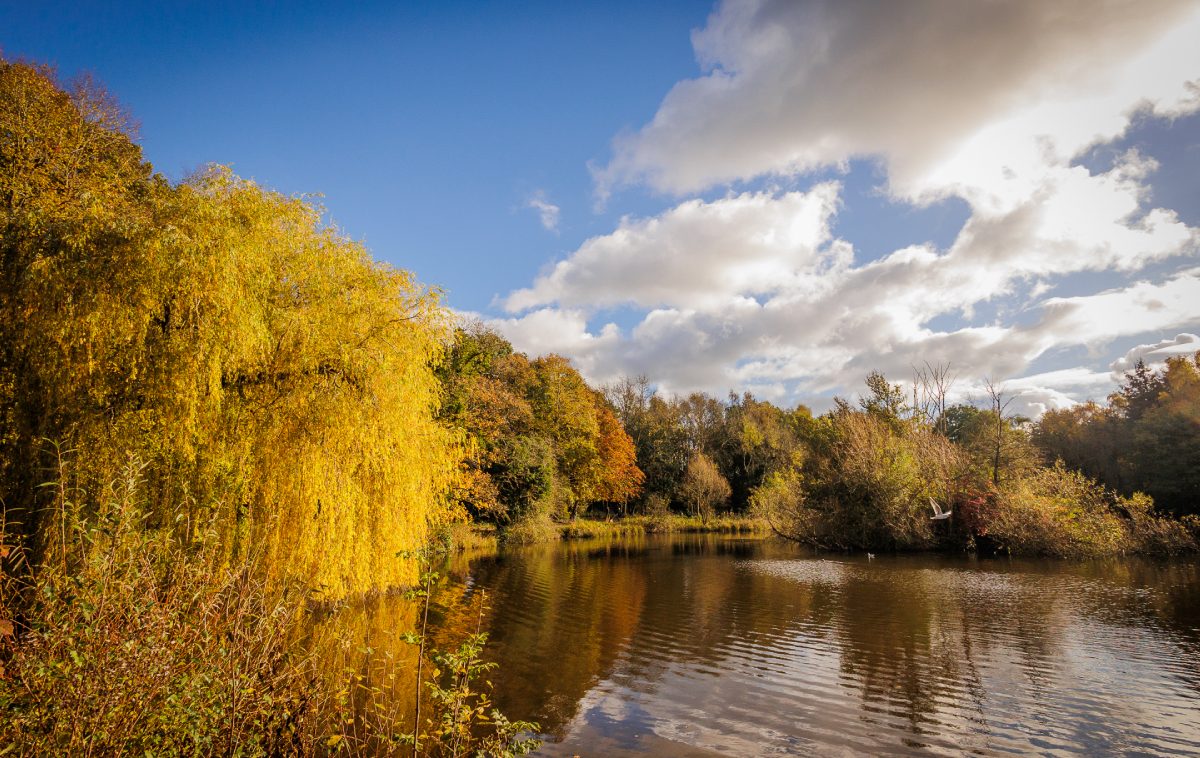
<box><xmin>1127</xmin><ymin>355</ymin><xmax>1200</xmax><ymax>514</ymax></box>
<box><xmin>1032</xmin><ymin>353</ymin><xmax>1200</xmax><ymax>515</ymax></box>
<box><xmin>529</xmin><ymin>354</ymin><xmax>604</xmax><ymax>518</ymax></box>
<box><xmin>719</xmin><ymin>393</ymin><xmax>802</xmax><ymax>510</ymax></box>
<box><xmin>859</xmin><ymin>370</ymin><xmax>910</xmax><ymax>426</ymax></box>
<box><xmin>1113</xmin><ymin>358</ymin><xmax>1166</xmax><ymax>422</ymax></box>
<box><xmin>944</xmin><ymin>402</ymin><xmax>1038</xmax><ymax>486</ymax></box>
<box><xmin>1032</xmin><ymin>402</ymin><xmax>1124</xmax><ymax>491</ymax></box>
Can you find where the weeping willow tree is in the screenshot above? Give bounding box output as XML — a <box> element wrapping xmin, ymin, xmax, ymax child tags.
<box><xmin>0</xmin><ymin>59</ymin><xmax>460</xmax><ymax>596</ymax></box>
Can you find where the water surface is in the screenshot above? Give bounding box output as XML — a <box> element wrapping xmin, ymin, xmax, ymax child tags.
<box><xmin>343</xmin><ymin>535</ymin><xmax>1200</xmax><ymax>756</ymax></box>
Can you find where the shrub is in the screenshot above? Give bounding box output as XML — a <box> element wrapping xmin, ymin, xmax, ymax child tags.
<box><xmin>0</xmin><ymin>460</ymin><xmax>322</xmax><ymax>755</ymax></box>
<box><xmin>0</xmin><ymin>460</ymin><xmax>540</xmax><ymax>756</ymax></box>
<box><xmin>679</xmin><ymin>452</ymin><xmax>731</xmax><ymax>523</ymax></box>
<box><xmin>754</xmin><ymin>412</ymin><xmax>965</xmax><ymax>550</ymax></box>
<box><xmin>988</xmin><ymin>463</ymin><xmax>1129</xmax><ymax>558</ymax></box>
<box><xmin>498</xmin><ymin>513</ymin><xmax>559</xmax><ymax>545</ymax></box>
<box><xmin>1121</xmin><ymin>492</ymin><xmax>1197</xmax><ymax>556</ymax></box>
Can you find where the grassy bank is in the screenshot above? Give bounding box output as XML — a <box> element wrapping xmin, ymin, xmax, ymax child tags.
<box><xmin>497</xmin><ymin>514</ymin><xmax>768</xmax><ymax>543</ymax></box>
<box><xmin>438</xmin><ymin>521</ymin><xmax>501</xmax><ymax>553</ymax></box>
<box><xmin>567</xmin><ymin>514</ymin><xmax>767</xmax><ymax>538</ymax></box>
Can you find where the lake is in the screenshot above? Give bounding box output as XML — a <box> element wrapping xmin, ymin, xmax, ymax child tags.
<box><xmin>336</xmin><ymin>534</ymin><xmax>1200</xmax><ymax>756</ymax></box>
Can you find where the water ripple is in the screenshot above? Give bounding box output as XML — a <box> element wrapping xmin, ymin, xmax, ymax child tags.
<box><xmin>339</xmin><ymin>536</ymin><xmax>1200</xmax><ymax>756</ymax></box>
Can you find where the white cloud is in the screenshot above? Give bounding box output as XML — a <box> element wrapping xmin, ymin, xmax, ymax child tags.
<box><xmin>493</xmin><ymin>178</ymin><xmax>1197</xmax><ymax>410</ymax></box>
<box><xmin>487</xmin><ymin>0</ymin><xmax>1200</xmax><ymax>416</ymax></box>
<box><xmin>526</xmin><ymin>191</ymin><xmax>561</xmax><ymax>232</ymax></box>
<box><xmin>594</xmin><ymin>0</ymin><xmax>1200</xmax><ymax>201</ymax></box>
<box><xmin>1109</xmin><ymin>332</ymin><xmax>1200</xmax><ymax>376</ymax></box>
<box><xmin>1041</xmin><ymin>271</ymin><xmax>1200</xmax><ymax>344</ymax></box>
<box><xmin>1005</xmin><ymin>389</ymin><xmax>1081</xmax><ymax>420</ymax></box>
<box><xmin>481</xmin><ymin>307</ymin><xmax>613</xmax><ymax>363</ymax></box>
<box><xmin>507</xmin><ymin>184</ymin><xmax>846</xmax><ymax>312</ymax></box>
<box><xmin>969</xmin><ymin>368</ymin><xmax>1119</xmax><ymax>418</ymax></box>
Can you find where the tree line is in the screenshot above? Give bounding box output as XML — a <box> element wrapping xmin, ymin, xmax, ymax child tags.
<box><xmin>441</xmin><ymin>316</ymin><xmax>1198</xmax><ymax>558</ymax></box>
<box><xmin>2</xmin><ymin>58</ymin><xmax>1197</xmax><ymax>606</ymax></box>
<box><xmin>1034</xmin><ymin>356</ymin><xmax>1200</xmax><ymax>516</ymax></box>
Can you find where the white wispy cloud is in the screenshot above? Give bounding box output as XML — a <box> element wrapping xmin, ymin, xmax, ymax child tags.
<box><xmin>526</xmin><ymin>191</ymin><xmax>561</xmax><ymax>232</ymax></box>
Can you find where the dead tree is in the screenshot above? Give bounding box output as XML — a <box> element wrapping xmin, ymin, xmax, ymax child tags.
<box><xmin>912</xmin><ymin>361</ymin><xmax>957</xmax><ymax>434</ymax></box>
<box><xmin>983</xmin><ymin>377</ymin><xmax>1014</xmax><ymax>487</ymax></box>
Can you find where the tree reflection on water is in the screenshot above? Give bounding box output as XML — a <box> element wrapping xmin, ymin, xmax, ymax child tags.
<box><xmin>322</xmin><ymin>535</ymin><xmax>1200</xmax><ymax>756</ymax></box>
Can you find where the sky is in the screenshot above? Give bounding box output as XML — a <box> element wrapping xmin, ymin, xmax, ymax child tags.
<box><xmin>4</xmin><ymin>0</ymin><xmax>1199</xmax><ymax>416</ymax></box>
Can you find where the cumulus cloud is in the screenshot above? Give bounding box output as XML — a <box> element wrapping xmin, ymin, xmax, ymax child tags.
<box><xmin>960</xmin><ymin>368</ymin><xmax>1119</xmax><ymax>419</ymax></box>
<box><xmin>492</xmin><ymin>181</ymin><xmax>1198</xmax><ymax>410</ymax></box>
<box><xmin>507</xmin><ymin>184</ymin><xmax>846</xmax><ymax>312</ymax></box>
<box><xmin>1109</xmin><ymin>332</ymin><xmax>1200</xmax><ymax>376</ymax></box>
<box><xmin>526</xmin><ymin>191</ymin><xmax>560</xmax><ymax>232</ymax></box>
<box><xmin>594</xmin><ymin>0</ymin><xmax>1200</xmax><ymax>200</ymax></box>
<box><xmin>486</xmin><ymin>0</ymin><xmax>1200</xmax><ymax>416</ymax></box>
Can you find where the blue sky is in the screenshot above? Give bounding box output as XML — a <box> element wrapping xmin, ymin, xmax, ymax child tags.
<box><xmin>2</xmin><ymin>0</ymin><xmax>710</xmax><ymax>309</ymax></box>
<box><xmin>4</xmin><ymin>0</ymin><xmax>1199</xmax><ymax>415</ymax></box>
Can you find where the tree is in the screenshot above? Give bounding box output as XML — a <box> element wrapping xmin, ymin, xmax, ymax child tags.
<box><xmin>439</xmin><ymin>334</ymin><xmax>646</xmax><ymax>525</ymax></box>
<box><xmin>720</xmin><ymin>393</ymin><xmax>801</xmax><ymax>510</ymax></box>
<box><xmin>438</xmin><ymin>328</ymin><xmax>544</xmax><ymax>524</ymax></box>
<box><xmin>0</xmin><ymin>61</ymin><xmax>461</xmax><ymax>596</ymax></box>
<box><xmin>591</xmin><ymin>399</ymin><xmax>644</xmax><ymax>515</ymax></box>
<box><xmin>1031</xmin><ymin>353</ymin><xmax>1200</xmax><ymax>515</ymax></box>
<box><xmin>529</xmin><ymin>355</ymin><xmax>605</xmax><ymax>518</ymax></box>
<box><xmin>676</xmin><ymin>392</ymin><xmax>728</xmax><ymax>455</ymax></box>
<box><xmin>633</xmin><ymin>394</ymin><xmax>692</xmax><ymax>505</ymax></box>
<box><xmin>1126</xmin><ymin>354</ymin><xmax>1200</xmax><ymax>514</ymax></box>
<box><xmin>984</xmin><ymin>378</ymin><xmax>1016</xmax><ymax>486</ymax></box>
<box><xmin>1032</xmin><ymin>402</ymin><xmax>1123</xmax><ymax>491</ymax></box>
<box><xmin>912</xmin><ymin>361</ymin><xmax>957</xmax><ymax>435</ymax></box>
<box><xmin>679</xmin><ymin>452</ymin><xmax>730</xmax><ymax>522</ymax></box>
<box><xmin>944</xmin><ymin>401</ymin><xmax>1038</xmax><ymax>486</ymax></box>
<box><xmin>1113</xmin><ymin>358</ymin><xmax>1166</xmax><ymax>422</ymax></box>
<box><xmin>860</xmin><ymin>371</ymin><xmax>910</xmax><ymax>427</ymax></box>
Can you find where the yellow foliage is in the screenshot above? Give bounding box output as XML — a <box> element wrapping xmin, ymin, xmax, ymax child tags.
<box><xmin>0</xmin><ymin>61</ymin><xmax>460</xmax><ymax>597</ymax></box>
<box><xmin>990</xmin><ymin>464</ymin><xmax>1127</xmax><ymax>558</ymax></box>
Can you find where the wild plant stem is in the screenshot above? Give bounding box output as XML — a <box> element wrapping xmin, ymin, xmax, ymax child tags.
<box><xmin>449</xmin><ymin>589</ymin><xmax>487</xmax><ymax>757</ymax></box>
<box><xmin>412</xmin><ymin>569</ymin><xmax>431</xmax><ymax>758</ymax></box>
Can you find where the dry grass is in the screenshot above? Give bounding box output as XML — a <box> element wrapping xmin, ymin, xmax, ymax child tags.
<box><xmin>557</xmin><ymin>514</ymin><xmax>768</xmax><ymax>540</ymax></box>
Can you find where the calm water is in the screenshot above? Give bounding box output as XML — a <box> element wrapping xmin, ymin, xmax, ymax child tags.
<box><xmin>339</xmin><ymin>535</ymin><xmax>1200</xmax><ymax>756</ymax></box>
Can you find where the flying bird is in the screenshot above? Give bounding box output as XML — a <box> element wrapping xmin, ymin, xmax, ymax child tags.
<box><xmin>929</xmin><ymin>498</ymin><xmax>952</xmax><ymax>520</ymax></box>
